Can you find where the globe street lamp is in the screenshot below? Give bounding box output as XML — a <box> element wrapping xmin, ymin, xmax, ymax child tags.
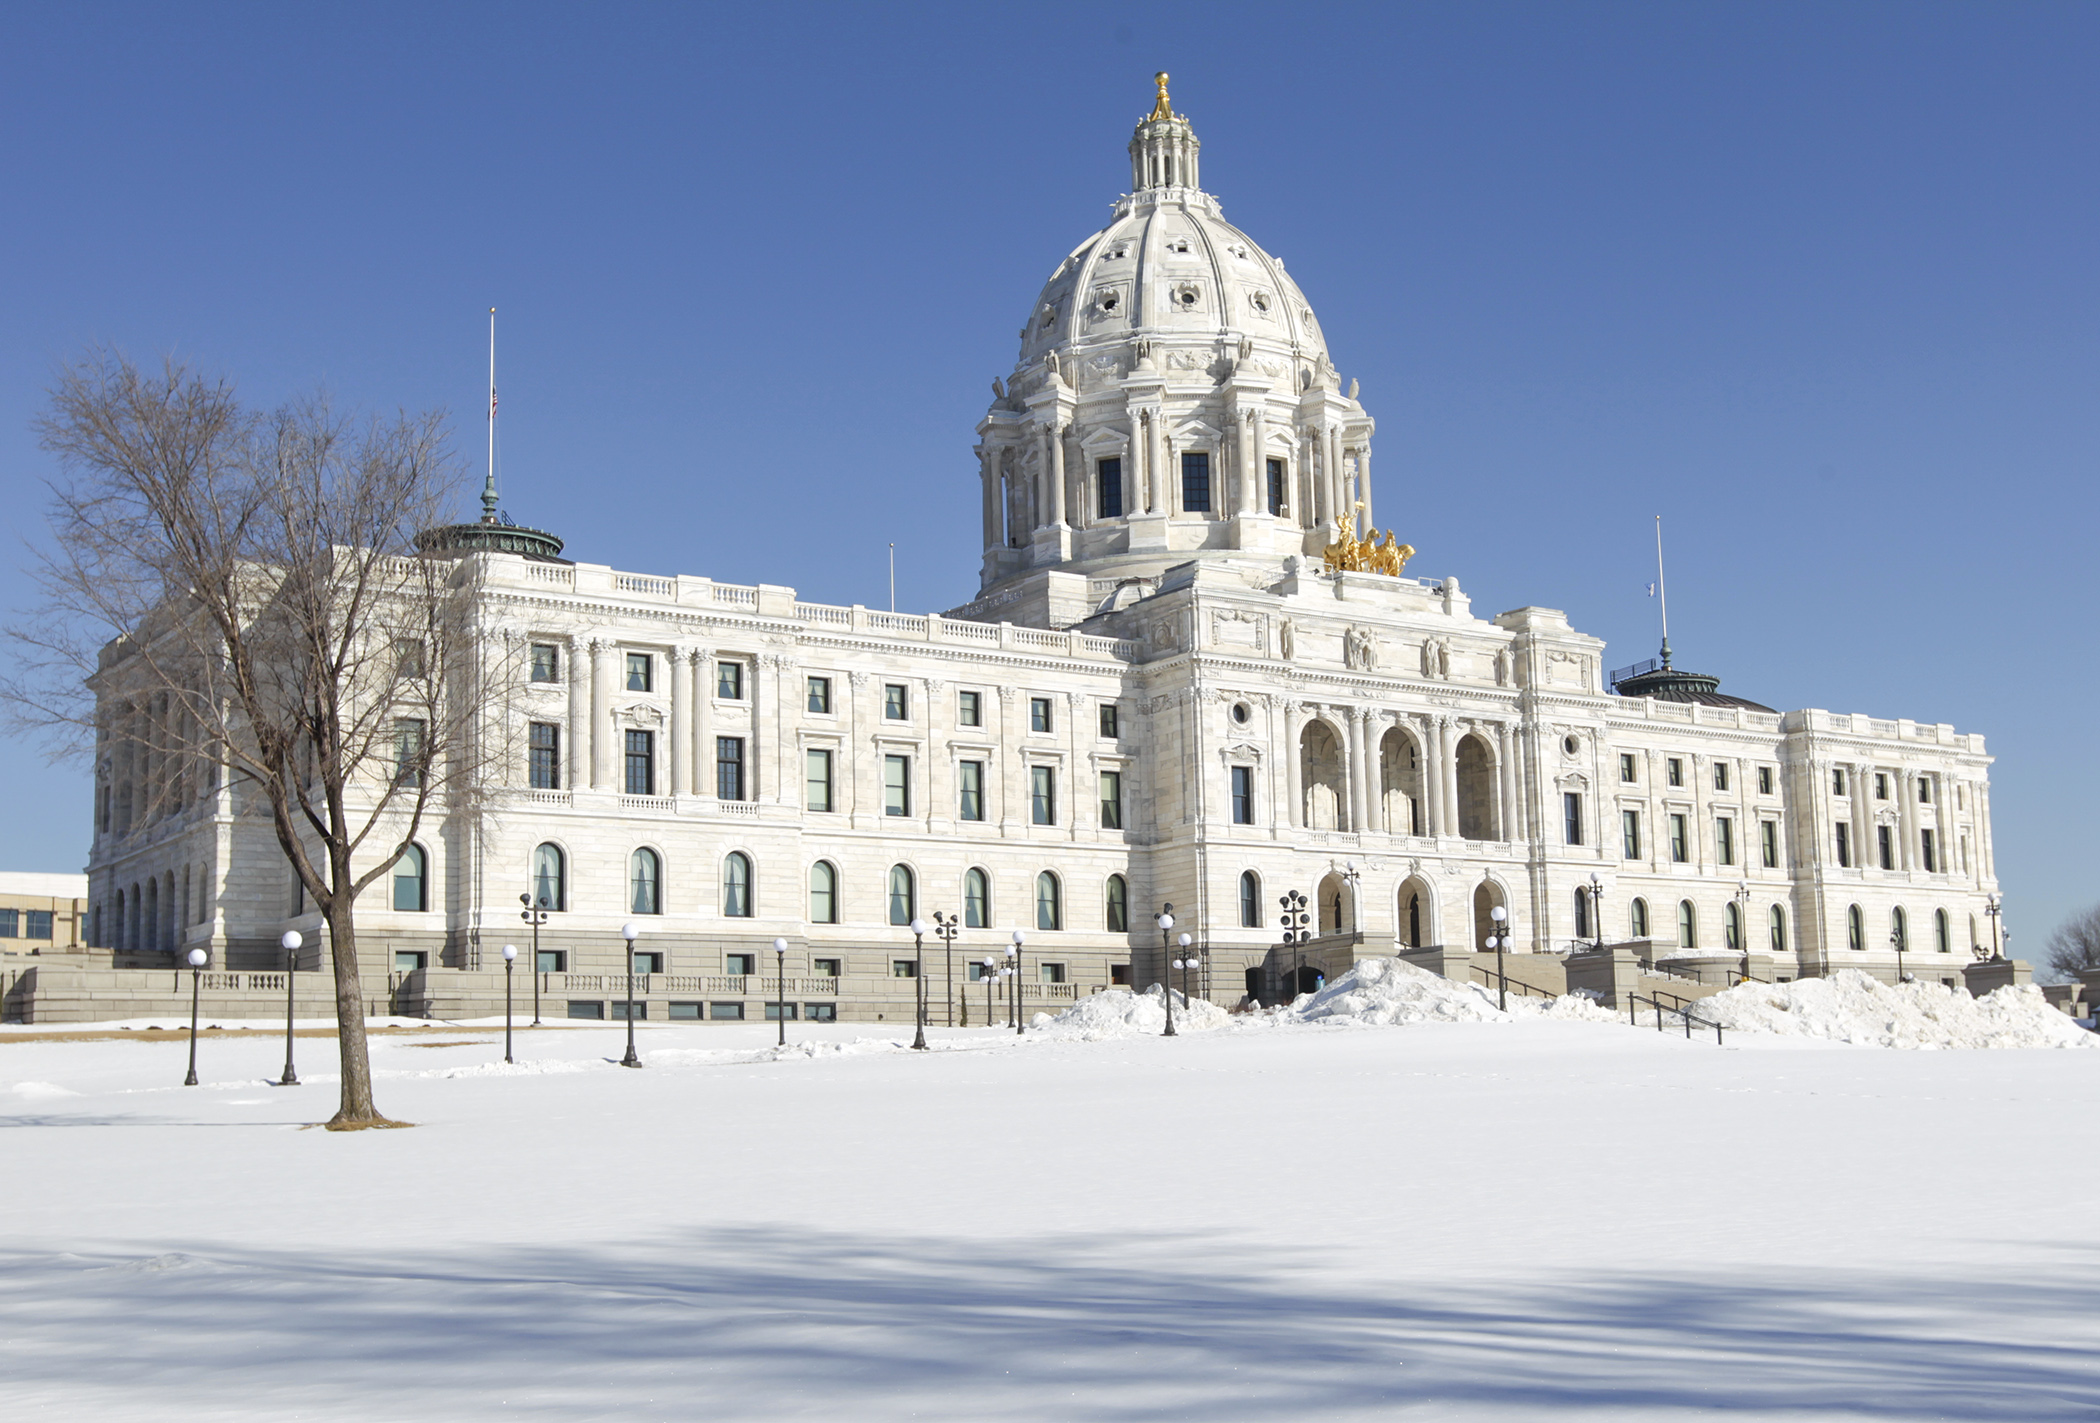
<box><xmin>981</xmin><ymin>955</ymin><xmax>998</xmax><ymax>1028</ymax></box>
<box><xmin>932</xmin><ymin>911</ymin><xmax>961</xmax><ymax>1026</ymax></box>
<box><xmin>1487</xmin><ymin>904</ymin><xmax>1510</xmax><ymax>1011</ymax></box>
<box><xmin>909</xmin><ymin>919</ymin><xmax>931</xmax><ymax>1050</ymax></box>
<box><xmin>1277</xmin><ymin>890</ymin><xmax>1311</xmax><ymax>1005</ymax></box>
<box><xmin>501</xmin><ymin>944</ymin><xmax>517</xmax><ymax>1063</ymax></box>
<box><xmin>619</xmin><ymin>922</ymin><xmax>643</xmax><ymax>1068</ymax></box>
<box><xmin>1586</xmin><ymin>873</ymin><xmax>1605</xmax><ymax>953</ymax></box>
<box><xmin>1985</xmin><ymin>893</ymin><xmax>2004</xmax><ymax>962</ymax></box>
<box><xmin>1010</xmin><ymin>930</ymin><xmax>1026</xmax><ymax>1035</ymax></box>
<box><xmin>278</xmin><ymin>930</ymin><xmax>302</xmax><ymax>1087</ymax></box>
<box><xmin>1735</xmin><ymin>880</ymin><xmax>1754</xmax><ymax>986</ymax></box>
<box><xmin>1156</xmin><ymin>907</ymin><xmax>1177</xmax><ymax>1037</ymax></box>
<box><xmin>183</xmin><ymin>947</ymin><xmax>207</xmax><ymax>1086</ymax></box>
<box><xmin>1891</xmin><ymin>922</ymin><xmax>1911</xmax><ymax>985</ymax></box>
<box><xmin>519</xmin><ymin>893</ymin><xmax>551</xmax><ymax>1026</ymax></box>
<box><xmin>773</xmin><ymin>937</ymin><xmax>790</xmax><ymax>1047</ymax></box>
<box><xmin>1174</xmin><ymin>933</ymin><xmax>1198</xmax><ymax>1012</ymax></box>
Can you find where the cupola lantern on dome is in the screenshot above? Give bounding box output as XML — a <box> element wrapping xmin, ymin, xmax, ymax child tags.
<box><xmin>1130</xmin><ymin>72</ymin><xmax>1200</xmax><ymax>193</ymax></box>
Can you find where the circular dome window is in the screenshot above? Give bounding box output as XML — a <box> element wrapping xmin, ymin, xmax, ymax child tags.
<box><xmin>1562</xmin><ymin>735</ymin><xmax>1580</xmax><ymax>755</ymax></box>
<box><xmin>1232</xmin><ymin>702</ymin><xmax>1251</xmax><ymax>724</ymax></box>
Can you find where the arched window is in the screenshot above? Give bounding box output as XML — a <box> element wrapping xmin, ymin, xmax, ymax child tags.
<box><xmin>1573</xmin><ymin>887</ymin><xmax>1591</xmax><ymax>941</ymax></box>
<box><xmin>1724</xmin><ymin>901</ymin><xmax>1743</xmax><ymax>951</ymax></box>
<box><xmin>1891</xmin><ymin>906</ymin><xmax>1907</xmax><ymax>952</ymax></box>
<box><xmin>531</xmin><ymin>843</ymin><xmax>565</xmax><ymax>912</ymax></box>
<box><xmin>723</xmin><ymin>852</ymin><xmax>752</xmax><ymax>918</ymax></box>
<box><xmin>629</xmin><ymin>848</ymin><xmax>661</xmax><ymax>915</ymax></box>
<box><xmin>1407</xmin><ymin>893</ymin><xmax>1422</xmax><ymax>948</ymax></box>
<box><xmin>1630</xmin><ymin>897</ymin><xmax>1649</xmax><ymax>939</ymax></box>
<box><xmin>1239</xmin><ymin>871</ymin><xmax>1261</xmax><ymax>928</ymax></box>
<box><xmin>1769</xmin><ymin>904</ymin><xmax>1788</xmax><ymax>953</ymax></box>
<box><xmin>1677</xmin><ymin>900</ymin><xmax>1696</xmax><ymax>949</ymax></box>
<box><xmin>393</xmin><ymin>844</ymin><xmax>428</xmax><ymax>913</ymax></box>
<box><xmin>808</xmin><ymin>861</ymin><xmax>837</xmax><ymax>924</ymax></box>
<box><xmin>1105</xmin><ymin>874</ymin><xmax>1128</xmax><ymax>933</ymax></box>
<box><xmin>1035</xmin><ymin>871</ymin><xmax>1062</xmax><ymax>931</ymax></box>
<box><xmin>964</xmin><ymin>868</ymin><xmax>989</xmax><ymax>928</ymax></box>
<box><xmin>1935</xmin><ymin>908</ymin><xmax>1950</xmax><ymax>954</ymax></box>
<box><xmin>1847</xmin><ymin>904</ymin><xmax>1864</xmax><ymax>951</ymax></box>
<box><xmin>887</xmin><ymin>864</ymin><xmax>915</xmax><ymax>926</ymax></box>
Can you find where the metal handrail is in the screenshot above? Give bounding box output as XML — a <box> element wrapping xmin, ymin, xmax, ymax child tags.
<box><xmin>1627</xmin><ymin>992</ymin><xmax>1725</xmax><ymax>1046</ymax></box>
<box><xmin>1468</xmin><ymin>965</ymin><xmax>1558</xmax><ymax>1001</ymax></box>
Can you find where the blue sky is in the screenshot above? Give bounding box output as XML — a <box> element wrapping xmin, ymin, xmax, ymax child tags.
<box><xmin>1</xmin><ymin>2</ymin><xmax>2092</xmax><ymax>952</ymax></box>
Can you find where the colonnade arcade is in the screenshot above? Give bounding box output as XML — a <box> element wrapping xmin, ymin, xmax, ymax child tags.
<box><xmin>1287</xmin><ymin>706</ymin><xmax>1514</xmax><ymax>842</ymax></box>
<box><xmin>1311</xmin><ymin>867</ymin><xmax>1511</xmax><ymax>955</ymax></box>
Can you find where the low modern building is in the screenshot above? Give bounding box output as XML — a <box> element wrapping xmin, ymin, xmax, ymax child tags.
<box><xmin>71</xmin><ymin>79</ymin><xmax>2002</xmax><ymax>1026</ymax></box>
<box><xmin>0</xmin><ymin>871</ymin><xmax>87</xmax><ymax>957</ymax></box>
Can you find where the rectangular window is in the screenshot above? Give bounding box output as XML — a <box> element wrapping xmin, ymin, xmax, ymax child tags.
<box><xmin>891</xmin><ymin>960</ymin><xmax>917</xmax><ymax>979</ymax></box>
<box><xmin>806</xmin><ymin>676</ymin><xmax>831</xmax><ymax>714</ymax></box>
<box><xmin>1875</xmin><ymin>773</ymin><xmax>1889</xmax><ymax>801</ymax></box>
<box><xmin>1715</xmin><ymin>763</ymin><xmax>1730</xmax><ymax>792</ymax></box>
<box><xmin>1669</xmin><ymin>813</ymin><xmax>1689</xmax><ymax>863</ymax></box>
<box><xmin>1919</xmin><ymin>778</ymin><xmax>1933</xmax><ymax>804</ymax></box>
<box><xmin>1619</xmin><ymin>753</ymin><xmax>1637</xmax><ymax>783</ymax></box>
<box><xmin>1039</xmin><ymin>962</ymin><xmax>1067</xmax><ymax>984</ymax></box>
<box><xmin>1030</xmin><ymin>696</ymin><xmax>1052</xmax><ymax>733</ymax></box>
<box><xmin>805</xmin><ymin>748</ymin><xmax>833</xmax><ymax>812</ymax></box>
<box><xmin>764</xmin><ymin>1002</ymin><xmax>799</xmax><ymax>1022</ymax></box>
<box><xmin>395</xmin><ymin>638</ymin><xmax>426</xmax><ymax>680</ymax></box>
<box><xmin>1622</xmin><ymin>809</ymin><xmax>1642</xmax><ymax>860</ymax></box>
<box><xmin>1180</xmin><ymin>451</ymin><xmax>1211</xmax><ymax>512</ymax></box>
<box><xmin>958</xmin><ymin>690</ymin><xmax>981</xmax><ymax>727</ymax></box>
<box><xmin>394</xmin><ymin>951</ymin><xmax>427</xmax><ymax>973</ymax></box>
<box><xmin>1266</xmin><ymin>457</ymin><xmax>1286</xmax><ymax>516</ymax></box>
<box><xmin>26</xmin><ymin>910</ymin><xmax>52</xmax><ymax>940</ymax></box>
<box><xmin>959</xmin><ymin>760</ymin><xmax>985</xmax><ymax>821</ymax></box>
<box><xmin>625</xmin><ymin>729</ymin><xmax>655</xmax><ymax>796</ymax></box>
<box><xmin>629</xmin><ymin>951</ymin><xmax>663</xmax><ymax>975</ymax></box>
<box><xmin>1758</xmin><ymin>766</ymin><xmax>1775</xmax><ymax>795</ymax></box>
<box><xmin>1563</xmin><ymin>792</ymin><xmax>1583</xmax><ymax>846</ymax></box>
<box><xmin>1099</xmin><ymin>703</ymin><xmax>1119</xmax><ymax>739</ymax></box>
<box><xmin>805</xmin><ymin>1002</ymin><xmax>837</xmax><ymax>1022</ymax></box>
<box><xmin>1102</xmin><ymin>769</ymin><xmax>1125</xmax><ymax>829</ymax></box>
<box><xmin>1833</xmin><ymin>768</ymin><xmax>1848</xmax><ymax>797</ymax></box>
<box><xmin>567</xmin><ymin>1000</ymin><xmax>605</xmax><ymax>1020</ymax></box>
<box><xmin>0</xmin><ymin>909</ymin><xmax>16</xmax><ymax>937</ymax></box>
<box><xmin>668</xmin><ymin>1002</ymin><xmax>702</xmax><ymax>1020</ymax></box>
<box><xmin>726</xmin><ymin>953</ymin><xmax>756</xmax><ymax>976</ymax></box>
<box><xmin>716</xmin><ymin>737</ymin><xmax>745</xmax><ymax>801</ymax></box>
<box><xmin>1835</xmin><ymin>822</ymin><xmax>1853</xmax><ymax>868</ymax></box>
<box><xmin>1878</xmin><ymin>824</ymin><xmax>1894</xmax><ymax>870</ymax></box>
<box><xmin>528</xmin><ymin>722</ymin><xmax>561</xmax><ymax>790</ymax></box>
<box><xmin>394</xmin><ymin>718</ymin><xmax>426</xmax><ymax>788</ymax></box>
<box><xmin>1230</xmin><ymin>765</ymin><xmax>1253</xmax><ymax>825</ymax></box>
<box><xmin>884</xmin><ymin>683</ymin><xmax>908</xmax><ymax>720</ymax></box>
<box><xmin>884</xmin><ymin>755</ymin><xmax>911</xmax><ymax>817</ymax></box>
<box><xmin>813</xmin><ymin>958</ymin><xmax>841</xmax><ymax>978</ymax></box>
<box><xmin>1032</xmin><ymin>765</ymin><xmax>1057</xmax><ymax>826</ymax></box>
<box><xmin>1921</xmin><ymin>827</ymin><xmax>1937</xmax><ymax>873</ymax></box>
<box><xmin>530</xmin><ymin>643</ymin><xmax>560</xmax><ymax>683</ymax></box>
<box><xmin>716</xmin><ymin>661</ymin><xmax>743</xmax><ymax>699</ymax></box>
<box><xmin>1666</xmin><ymin>758</ymin><xmax>1683</xmax><ymax>788</ymax></box>
<box><xmin>626</xmin><ymin>653</ymin><xmax>652</xmax><ymax>693</ymax></box>
<box><xmin>1715</xmin><ymin>816</ymin><xmax>1735</xmax><ymax>866</ymax></box>
<box><xmin>1761</xmin><ymin>820</ymin><xmax>1779</xmax><ymax>868</ymax></box>
<box><xmin>537</xmin><ymin>949</ymin><xmax>567</xmax><ymax>974</ymax></box>
<box><xmin>710</xmin><ymin>1002</ymin><xmax>745</xmax><ymax>1020</ymax></box>
<box><xmin>1098</xmin><ymin>457</ymin><xmax>1123</xmax><ymax>519</ymax></box>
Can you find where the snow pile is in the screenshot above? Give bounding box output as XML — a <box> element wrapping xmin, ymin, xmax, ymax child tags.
<box><xmin>1284</xmin><ymin>957</ymin><xmax>1513</xmax><ymax>1026</ymax></box>
<box><xmin>1689</xmin><ymin>970</ymin><xmax>2099</xmax><ymax>1049</ymax></box>
<box><xmin>1506</xmin><ymin>990</ymin><xmax>1628</xmax><ymax>1024</ymax></box>
<box><xmin>1033</xmin><ymin>985</ymin><xmax>1232</xmax><ymax>1040</ymax></box>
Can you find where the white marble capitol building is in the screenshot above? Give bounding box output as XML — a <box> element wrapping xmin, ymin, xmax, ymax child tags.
<box><xmin>86</xmin><ymin>78</ymin><xmax>2001</xmax><ymax>1023</ymax></box>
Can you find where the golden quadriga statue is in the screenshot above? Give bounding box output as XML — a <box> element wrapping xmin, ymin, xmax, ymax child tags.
<box><xmin>1321</xmin><ymin>507</ymin><xmax>1414</xmax><ymax>577</ymax></box>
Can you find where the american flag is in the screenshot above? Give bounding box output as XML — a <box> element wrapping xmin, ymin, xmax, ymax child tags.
<box><xmin>490</xmin><ymin>385</ymin><xmax>498</xmax><ymax>419</ymax></box>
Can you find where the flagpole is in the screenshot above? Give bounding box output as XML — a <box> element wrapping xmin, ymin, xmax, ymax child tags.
<box><xmin>1653</xmin><ymin>514</ymin><xmax>1671</xmax><ymax>668</ymax></box>
<box><xmin>889</xmin><ymin>542</ymin><xmax>896</xmax><ymax>613</ymax></box>
<box><xmin>484</xmin><ymin>307</ymin><xmax>498</xmax><ymax>520</ymax></box>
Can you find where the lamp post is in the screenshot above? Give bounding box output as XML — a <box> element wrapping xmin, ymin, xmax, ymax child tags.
<box><xmin>1891</xmin><ymin>924</ymin><xmax>1910</xmax><ymax>985</ymax></box>
<box><xmin>1587</xmin><ymin>873</ymin><xmax>1604</xmax><ymax>953</ymax></box>
<box><xmin>1174</xmin><ymin>933</ymin><xmax>1198</xmax><ymax>1012</ymax></box>
<box><xmin>981</xmin><ymin>955</ymin><xmax>997</xmax><ymax>1028</ymax></box>
<box><xmin>278</xmin><ymin>930</ymin><xmax>301</xmax><ymax>1087</ymax></box>
<box><xmin>1985</xmin><ymin>893</ymin><xmax>2004</xmax><ymax>962</ymax></box>
<box><xmin>501</xmin><ymin>944</ymin><xmax>517</xmax><ymax>1063</ymax></box>
<box><xmin>909</xmin><ymin>919</ymin><xmax>930</xmax><ymax>1050</ymax></box>
<box><xmin>619</xmin><ymin>922</ymin><xmax>643</xmax><ymax>1068</ymax></box>
<box><xmin>519</xmin><ymin>893</ymin><xmax>550</xmax><ymax>1026</ymax></box>
<box><xmin>772</xmin><ymin>937</ymin><xmax>790</xmax><ymax>1047</ymax></box>
<box><xmin>182</xmin><ymin>947</ymin><xmax>207</xmax><ymax>1086</ymax></box>
<box><xmin>1277</xmin><ymin>890</ymin><xmax>1311</xmax><ymax>1004</ymax></box>
<box><xmin>1735</xmin><ymin>879</ymin><xmax>1753</xmax><ymax>985</ymax></box>
<box><xmin>1010</xmin><ymin>930</ymin><xmax>1026</xmax><ymax>1035</ymax></box>
<box><xmin>932</xmin><ymin>911</ymin><xmax>960</xmax><ymax>1026</ymax></box>
<box><xmin>1156</xmin><ymin>907</ymin><xmax>1177</xmax><ymax>1037</ymax></box>
<box><xmin>1487</xmin><ymin>904</ymin><xmax>1510</xmax><ymax>1011</ymax></box>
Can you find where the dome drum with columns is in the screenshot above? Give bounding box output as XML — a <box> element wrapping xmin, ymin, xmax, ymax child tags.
<box><xmin>973</xmin><ymin>75</ymin><xmax>1374</xmax><ymax>605</ymax></box>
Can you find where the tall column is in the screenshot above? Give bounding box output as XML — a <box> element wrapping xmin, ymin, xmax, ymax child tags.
<box><xmin>1251</xmin><ymin>408</ymin><xmax>1269</xmax><ymax>514</ymax></box>
<box><xmin>1146</xmin><ymin>410</ymin><xmax>1164</xmax><ymax>513</ymax></box>
<box><xmin>1358</xmin><ymin>445</ymin><xmax>1373</xmax><ymax>529</ymax></box>
<box><xmin>1164</xmin><ymin>432</ymin><xmax>1179</xmax><ymax>514</ymax></box>
<box><xmin>1045</xmin><ymin>422</ymin><xmax>1067</xmax><ymax>525</ymax></box>
<box><xmin>669</xmin><ymin>647</ymin><xmax>691</xmax><ymax>797</ymax></box>
<box><xmin>1283</xmin><ymin>702</ymin><xmax>1305</xmax><ymax>829</ymax></box>
<box><xmin>1308</xmin><ymin>428</ymin><xmax>1327</xmax><ymax>527</ymax></box>
<box><xmin>1351</xmin><ymin>708</ymin><xmax>1376</xmax><ymax>835</ymax></box>
<box><xmin>1328</xmin><ymin>426</ymin><xmax>1346</xmax><ymax>521</ymax></box>
<box><xmin>692</xmin><ymin>651</ymin><xmax>711</xmax><ymax>797</ymax></box>
<box><xmin>1441</xmin><ymin>718</ymin><xmax>1461</xmax><ymax>839</ymax></box>
<box><xmin>1495</xmin><ymin>723</ymin><xmax>1516</xmax><ymax>843</ymax></box>
<box><xmin>589</xmin><ymin>639</ymin><xmax>615</xmax><ymax>789</ymax></box>
<box><xmin>565</xmin><ymin>636</ymin><xmax>588</xmax><ymax>791</ymax></box>
<box><xmin>979</xmin><ymin>446</ymin><xmax>1000</xmax><ymax>550</ymax></box>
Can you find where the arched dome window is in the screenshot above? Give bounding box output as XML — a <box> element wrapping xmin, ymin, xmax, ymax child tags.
<box><xmin>629</xmin><ymin>848</ymin><xmax>660</xmax><ymax>916</ymax></box>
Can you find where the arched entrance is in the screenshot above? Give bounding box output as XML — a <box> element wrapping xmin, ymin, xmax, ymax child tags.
<box><xmin>1300</xmin><ymin>720</ymin><xmax>1346</xmax><ymax>830</ymax></box>
<box><xmin>1380</xmin><ymin>727</ymin><xmax>1424</xmax><ymax>835</ymax></box>
<box><xmin>1471</xmin><ymin>879</ymin><xmax>1507</xmax><ymax>953</ymax></box>
<box><xmin>1396</xmin><ymin>876</ymin><xmax>1434</xmax><ymax>948</ymax></box>
<box><xmin>1317</xmin><ymin>870</ymin><xmax>1353</xmax><ymax>934</ymax></box>
<box><xmin>1456</xmin><ymin>733</ymin><xmax>1497</xmax><ymax>841</ymax></box>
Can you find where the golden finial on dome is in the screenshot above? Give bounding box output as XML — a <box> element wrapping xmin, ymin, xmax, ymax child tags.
<box><xmin>1150</xmin><ymin>71</ymin><xmax>1174</xmax><ymax>121</ymax></box>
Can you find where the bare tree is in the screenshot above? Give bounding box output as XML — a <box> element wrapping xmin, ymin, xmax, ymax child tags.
<box><xmin>8</xmin><ymin>349</ymin><xmax>503</xmax><ymax>1128</ymax></box>
<box><xmin>2044</xmin><ymin>905</ymin><xmax>2100</xmax><ymax>983</ymax></box>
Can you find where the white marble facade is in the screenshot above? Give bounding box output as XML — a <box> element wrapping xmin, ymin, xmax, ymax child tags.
<box><xmin>84</xmin><ymin>81</ymin><xmax>1999</xmax><ymax>1019</ymax></box>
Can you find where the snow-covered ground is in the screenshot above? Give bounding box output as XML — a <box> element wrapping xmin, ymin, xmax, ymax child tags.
<box><xmin>4</xmin><ymin>973</ymin><xmax>2097</xmax><ymax>1420</ymax></box>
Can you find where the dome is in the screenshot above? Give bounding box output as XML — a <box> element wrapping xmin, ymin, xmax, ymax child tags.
<box><xmin>969</xmin><ymin>75</ymin><xmax>1377</xmax><ymax>602</ymax></box>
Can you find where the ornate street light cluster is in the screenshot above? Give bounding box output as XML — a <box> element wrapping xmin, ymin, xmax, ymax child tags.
<box><xmin>1485</xmin><ymin>904</ymin><xmax>1511</xmax><ymax>1011</ymax></box>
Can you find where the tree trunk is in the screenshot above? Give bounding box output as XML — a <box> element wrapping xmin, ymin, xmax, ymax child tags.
<box><xmin>324</xmin><ymin>854</ymin><xmax>384</xmax><ymax>1128</ymax></box>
